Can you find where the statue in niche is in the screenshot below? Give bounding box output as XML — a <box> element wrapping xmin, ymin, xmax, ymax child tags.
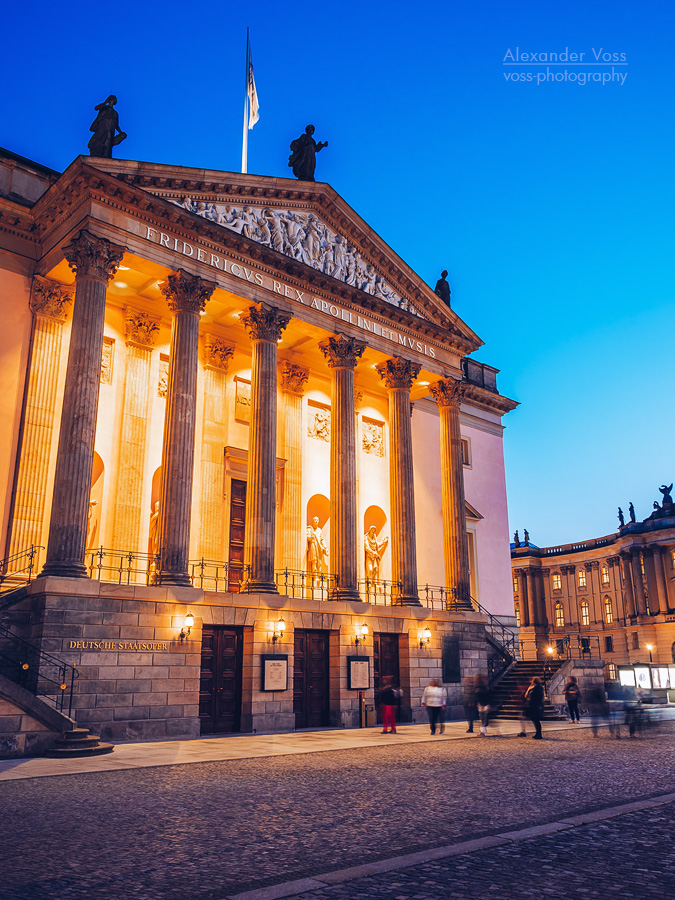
<box><xmin>288</xmin><ymin>125</ymin><xmax>328</xmax><ymax>181</ymax></box>
<box><xmin>618</xmin><ymin>507</ymin><xmax>625</xmax><ymax>527</ymax></box>
<box><xmin>148</xmin><ymin>501</ymin><xmax>160</xmax><ymax>583</ymax></box>
<box><xmin>364</xmin><ymin>527</ymin><xmax>388</xmax><ymax>583</ymax></box>
<box><xmin>629</xmin><ymin>502</ymin><xmax>636</xmax><ymax>523</ymax></box>
<box><xmin>86</xmin><ymin>500</ymin><xmax>98</xmax><ymax>550</ymax></box>
<box><xmin>307</xmin><ymin>517</ymin><xmax>328</xmax><ymax>583</ymax></box>
<box><xmin>434</xmin><ymin>270</ymin><xmax>451</xmax><ymax>307</ymax></box>
<box><xmin>88</xmin><ymin>96</ymin><xmax>127</xmax><ymax>158</ymax></box>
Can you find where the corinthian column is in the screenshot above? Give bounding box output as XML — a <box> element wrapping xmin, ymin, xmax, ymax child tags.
<box><xmin>157</xmin><ymin>270</ymin><xmax>216</xmax><ymax>585</ymax></box>
<box><xmin>111</xmin><ymin>310</ymin><xmax>161</xmax><ymax>555</ymax></box>
<box><xmin>429</xmin><ymin>378</ymin><xmax>472</xmax><ymax>609</ymax></box>
<box><xmin>7</xmin><ymin>277</ymin><xmax>73</xmax><ymax>563</ymax></box>
<box><xmin>280</xmin><ymin>362</ymin><xmax>309</xmax><ymax>572</ymax></box>
<box><xmin>620</xmin><ymin>551</ymin><xmax>636</xmax><ymax>618</ymax></box>
<box><xmin>377</xmin><ymin>357</ymin><xmax>422</xmax><ymax>606</ymax></box>
<box><xmin>241</xmin><ymin>303</ymin><xmax>290</xmax><ymax>593</ymax></box>
<box><xmin>320</xmin><ymin>334</ymin><xmax>366</xmax><ymax>601</ymax></box>
<box><xmin>42</xmin><ymin>231</ymin><xmax>124</xmax><ymax>578</ymax></box>
<box><xmin>630</xmin><ymin>549</ymin><xmax>648</xmax><ymax>615</ymax></box>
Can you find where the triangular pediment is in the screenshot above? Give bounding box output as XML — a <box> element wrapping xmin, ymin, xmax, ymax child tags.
<box><xmin>82</xmin><ymin>157</ymin><xmax>482</xmax><ymax>349</ymax></box>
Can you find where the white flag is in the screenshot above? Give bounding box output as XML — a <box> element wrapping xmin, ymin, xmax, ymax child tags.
<box><xmin>247</xmin><ymin>52</ymin><xmax>259</xmax><ymax>130</ymax></box>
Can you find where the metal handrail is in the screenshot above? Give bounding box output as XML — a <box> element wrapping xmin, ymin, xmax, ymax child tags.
<box><xmin>274</xmin><ymin>568</ymin><xmax>338</xmax><ymax>601</ymax></box>
<box><xmin>0</xmin><ymin>622</ymin><xmax>78</xmax><ymax>716</ymax></box>
<box><xmin>0</xmin><ymin>545</ymin><xmax>43</xmax><ymax>591</ymax></box>
<box><xmin>188</xmin><ymin>558</ymin><xmax>230</xmax><ymax>592</ymax></box>
<box><xmin>86</xmin><ymin>547</ymin><xmax>160</xmax><ymax>585</ymax></box>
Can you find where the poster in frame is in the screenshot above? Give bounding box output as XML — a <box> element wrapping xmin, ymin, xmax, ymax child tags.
<box><xmin>261</xmin><ymin>654</ymin><xmax>289</xmax><ymax>692</ymax></box>
<box><xmin>347</xmin><ymin>655</ymin><xmax>370</xmax><ymax>690</ymax></box>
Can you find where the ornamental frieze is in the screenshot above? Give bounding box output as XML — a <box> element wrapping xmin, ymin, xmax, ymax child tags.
<box><xmin>172</xmin><ymin>198</ymin><xmax>423</xmax><ymax>318</ymax></box>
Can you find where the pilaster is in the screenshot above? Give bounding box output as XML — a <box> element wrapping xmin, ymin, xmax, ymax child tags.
<box><xmin>280</xmin><ymin>361</ymin><xmax>308</xmax><ymax>572</ymax></box>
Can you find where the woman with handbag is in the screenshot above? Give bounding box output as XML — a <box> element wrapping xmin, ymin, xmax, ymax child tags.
<box><xmin>524</xmin><ymin>676</ymin><xmax>545</xmax><ymax>740</ymax></box>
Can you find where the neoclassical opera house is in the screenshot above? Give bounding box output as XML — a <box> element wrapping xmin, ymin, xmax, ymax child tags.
<box><xmin>0</xmin><ymin>147</ymin><xmax>517</xmax><ymax>746</ymax></box>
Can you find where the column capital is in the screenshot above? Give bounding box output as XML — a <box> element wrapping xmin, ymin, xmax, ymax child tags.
<box><xmin>319</xmin><ymin>333</ymin><xmax>367</xmax><ymax>369</ymax></box>
<box><xmin>161</xmin><ymin>269</ymin><xmax>216</xmax><ymax>314</ymax></box>
<box><xmin>29</xmin><ymin>275</ymin><xmax>73</xmax><ymax>320</ymax></box>
<box><xmin>585</xmin><ymin>560</ymin><xmax>600</xmax><ymax>570</ymax></box>
<box><xmin>62</xmin><ymin>230</ymin><xmax>125</xmax><ymax>282</ymax></box>
<box><xmin>606</xmin><ymin>556</ymin><xmax>621</xmax><ymax>566</ymax></box>
<box><xmin>540</xmin><ymin>567</ymin><xmax>551</xmax><ymax>576</ymax></box>
<box><xmin>125</xmin><ymin>308</ymin><xmax>161</xmax><ymax>347</ymax></box>
<box><xmin>513</xmin><ymin>567</ymin><xmax>525</xmax><ymax>577</ymax></box>
<box><xmin>281</xmin><ymin>361</ymin><xmax>309</xmax><ymax>394</ymax></box>
<box><xmin>241</xmin><ymin>302</ymin><xmax>290</xmax><ymax>341</ymax></box>
<box><xmin>429</xmin><ymin>377</ymin><xmax>466</xmax><ymax>407</ymax></box>
<box><xmin>376</xmin><ymin>356</ymin><xmax>422</xmax><ymax>390</ymax></box>
<box><xmin>560</xmin><ymin>564</ymin><xmax>576</xmax><ymax>574</ymax></box>
<box><xmin>203</xmin><ymin>334</ymin><xmax>235</xmax><ymax>371</ymax></box>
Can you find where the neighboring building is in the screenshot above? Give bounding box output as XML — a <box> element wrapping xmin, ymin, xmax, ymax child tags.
<box><xmin>0</xmin><ymin>145</ymin><xmax>517</xmax><ymax>746</ymax></box>
<box><xmin>511</xmin><ymin>488</ymin><xmax>675</xmax><ymax>680</ymax></box>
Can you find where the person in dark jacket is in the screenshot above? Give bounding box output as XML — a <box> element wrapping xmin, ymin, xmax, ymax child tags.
<box><xmin>475</xmin><ymin>676</ymin><xmax>502</xmax><ymax>736</ymax></box>
<box><xmin>379</xmin><ymin>677</ymin><xmax>400</xmax><ymax>733</ymax></box>
<box><xmin>524</xmin><ymin>676</ymin><xmax>545</xmax><ymax>739</ymax></box>
<box><xmin>463</xmin><ymin>676</ymin><xmax>479</xmax><ymax>733</ymax></box>
<box><xmin>563</xmin><ymin>676</ymin><xmax>582</xmax><ymax>723</ymax></box>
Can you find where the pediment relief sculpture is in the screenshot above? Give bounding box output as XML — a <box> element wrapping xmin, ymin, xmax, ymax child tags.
<box><xmin>171</xmin><ymin>198</ymin><xmax>423</xmax><ymax>318</ymax></box>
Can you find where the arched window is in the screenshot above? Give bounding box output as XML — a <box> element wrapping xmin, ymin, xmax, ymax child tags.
<box><xmin>604</xmin><ymin>597</ymin><xmax>613</xmax><ymax>624</ymax></box>
<box><xmin>578</xmin><ymin>569</ymin><xmax>587</xmax><ymax>587</ymax></box>
<box><xmin>513</xmin><ymin>575</ymin><xmax>519</xmax><ymax>593</ymax></box>
<box><xmin>607</xmin><ymin>663</ymin><xmax>618</xmax><ymax>681</ymax></box>
<box><xmin>601</xmin><ymin>565</ymin><xmax>610</xmax><ymax>585</ymax></box>
<box><xmin>555</xmin><ymin>603</ymin><xmax>565</xmax><ymax>627</ymax></box>
<box><xmin>581</xmin><ymin>601</ymin><xmax>589</xmax><ymax>626</ymax></box>
<box><xmin>515</xmin><ymin>603</ymin><xmax>521</xmax><ymax>628</ymax></box>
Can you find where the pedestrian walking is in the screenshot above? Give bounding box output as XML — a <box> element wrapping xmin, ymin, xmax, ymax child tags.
<box><xmin>516</xmin><ymin>681</ymin><xmax>530</xmax><ymax>737</ymax></box>
<box><xmin>588</xmin><ymin>686</ymin><xmax>610</xmax><ymax>737</ymax></box>
<box><xmin>475</xmin><ymin>675</ymin><xmax>502</xmax><ymax>736</ymax></box>
<box><xmin>422</xmin><ymin>678</ymin><xmax>447</xmax><ymax>734</ymax></box>
<box><xmin>463</xmin><ymin>676</ymin><xmax>478</xmax><ymax>733</ymax></box>
<box><xmin>379</xmin><ymin>677</ymin><xmax>400</xmax><ymax>734</ymax></box>
<box><xmin>524</xmin><ymin>676</ymin><xmax>545</xmax><ymax>739</ymax></box>
<box><xmin>563</xmin><ymin>676</ymin><xmax>582</xmax><ymax>723</ymax></box>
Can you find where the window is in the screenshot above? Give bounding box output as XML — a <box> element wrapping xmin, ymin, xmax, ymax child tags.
<box><xmin>578</xmin><ymin>569</ymin><xmax>587</xmax><ymax>588</ymax></box>
<box><xmin>605</xmin><ymin>635</ymin><xmax>614</xmax><ymax>653</ymax></box>
<box><xmin>461</xmin><ymin>438</ymin><xmax>472</xmax><ymax>467</ymax></box>
<box><xmin>601</xmin><ymin>566</ymin><xmax>610</xmax><ymax>585</ymax></box>
<box><xmin>604</xmin><ymin>597</ymin><xmax>613</xmax><ymax>624</ymax></box>
<box><xmin>515</xmin><ymin>604</ymin><xmax>521</xmax><ymax>628</ymax></box>
<box><xmin>581</xmin><ymin>601</ymin><xmax>589</xmax><ymax>626</ymax></box>
<box><xmin>513</xmin><ymin>575</ymin><xmax>519</xmax><ymax>593</ymax></box>
<box><xmin>607</xmin><ymin>662</ymin><xmax>618</xmax><ymax>681</ymax></box>
<box><xmin>640</xmin><ymin>554</ymin><xmax>645</xmax><ymax>576</ymax></box>
<box><xmin>555</xmin><ymin>603</ymin><xmax>565</xmax><ymax>627</ymax></box>
<box><xmin>632</xmin><ymin>632</ymin><xmax>639</xmax><ymax>650</ymax></box>
<box><xmin>552</xmin><ymin>573</ymin><xmax>562</xmax><ymax>591</ymax></box>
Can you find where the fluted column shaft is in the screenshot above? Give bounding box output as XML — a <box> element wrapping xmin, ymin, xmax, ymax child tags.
<box><xmin>663</xmin><ymin>547</ymin><xmax>675</xmax><ymax>611</ymax></box>
<box><xmin>280</xmin><ymin>363</ymin><xmax>308</xmax><ymax>572</ymax></box>
<box><xmin>241</xmin><ymin>304</ymin><xmax>290</xmax><ymax>593</ymax></box>
<box><xmin>630</xmin><ymin>550</ymin><xmax>647</xmax><ymax>615</ymax></box>
<box><xmin>42</xmin><ymin>231</ymin><xmax>124</xmax><ymax>578</ymax></box>
<box><xmin>157</xmin><ymin>271</ymin><xmax>215</xmax><ymax>585</ymax></box>
<box><xmin>621</xmin><ymin>553</ymin><xmax>636</xmax><ymax>618</ymax></box>
<box><xmin>7</xmin><ymin>278</ymin><xmax>73</xmax><ymax>562</ymax></box>
<box><xmin>650</xmin><ymin>548</ymin><xmax>668</xmax><ymax>615</ymax></box>
<box><xmin>525</xmin><ymin>569</ymin><xmax>538</xmax><ymax>625</ymax></box>
<box><xmin>429</xmin><ymin>378</ymin><xmax>472</xmax><ymax>609</ymax></box>
<box><xmin>378</xmin><ymin>357</ymin><xmax>422</xmax><ymax>606</ymax></box>
<box><xmin>515</xmin><ymin>569</ymin><xmax>529</xmax><ymax>626</ymax></box>
<box><xmin>320</xmin><ymin>335</ymin><xmax>365</xmax><ymax>601</ymax></box>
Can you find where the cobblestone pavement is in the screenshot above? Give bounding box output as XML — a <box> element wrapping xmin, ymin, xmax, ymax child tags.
<box><xmin>285</xmin><ymin>802</ymin><xmax>675</xmax><ymax>900</ymax></box>
<box><xmin>1</xmin><ymin>727</ymin><xmax>674</xmax><ymax>900</ymax></box>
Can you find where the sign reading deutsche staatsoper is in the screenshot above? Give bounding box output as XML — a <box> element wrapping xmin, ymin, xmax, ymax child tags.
<box><xmin>69</xmin><ymin>640</ymin><xmax>170</xmax><ymax>651</ymax></box>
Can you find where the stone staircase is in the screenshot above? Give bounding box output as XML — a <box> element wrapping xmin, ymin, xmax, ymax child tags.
<box><xmin>45</xmin><ymin>727</ymin><xmax>114</xmax><ymax>758</ymax></box>
<box><xmin>493</xmin><ymin>660</ymin><xmax>566</xmax><ymax>721</ymax></box>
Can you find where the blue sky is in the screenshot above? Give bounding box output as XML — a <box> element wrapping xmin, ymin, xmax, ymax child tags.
<box><xmin>2</xmin><ymin>0</ymin><xmax>673</xmax><ymax>546</ymax></box>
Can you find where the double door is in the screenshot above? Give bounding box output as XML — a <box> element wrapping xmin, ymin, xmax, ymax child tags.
<box><xmin>374</xmin><ymin>633</ymin><xmax>401</xmax><ymax>723</ymax></box>
<box><xmin>293</xmin><ymin>630</ymin><xmax>330</xmax><ymax>729</ymax></box>
<box><xmin>227</xmin><ymin>479</ymin><xmax>246</xmax><ymax>591</ymax></box>
<box><xmin>199</xmin><ymin>626</ymin><xmax>243</xmax><ymax>734</ymax></box>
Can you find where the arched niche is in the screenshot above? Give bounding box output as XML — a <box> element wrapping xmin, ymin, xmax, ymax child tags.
<box><xmin>364</xmin><ymin>505</ymin><xmax>387</xmax><ymax>537</ymax></box>
<box><xmin>87</xmin><ymin>453</ymin><xmax>105</xmax><ymax>550</ymax></box>
<box><xmin>306</xmin><ymin>494</ymin><xmax>330</xmax><ymax>573</ymax></box>
<box><xmin>148</xmin><ymin>467</ymin><xmax>162</xmax><ymax>556</ymax></box>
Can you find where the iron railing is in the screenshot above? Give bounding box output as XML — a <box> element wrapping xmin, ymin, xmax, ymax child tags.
<box><xmin>87</xmin><ymin>547</ymin><xmax>160</xmax><ymax>585</ymax></box>
<box><xmin>0</xmin><ymin>623</ymin><xmax>78</xmax><ymax>716</ymax></box>
<box><xmin>189</xmin><ymin>558</ymin><xmax>231</xmax><ymax>592</ymax></box>
<box><xmin>519</xmin><ymin>632</ymin><xmax>603</xmax><ymax>661</ymax></box>
<box><xmin>0</xmin><ymin>545</ymin><xmax>43</xmax><ymax>592</ymax></box>
<box><xmin>274</xmin><ymin>568</ymin><xmax>338</xmax><ymax>601</ymax></box>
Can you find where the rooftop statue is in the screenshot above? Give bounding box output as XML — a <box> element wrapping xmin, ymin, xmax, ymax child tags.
<box><xmin>523</xmin><ymin>528</ymin><xmax>530</xmax><ymax>545</ymax></box>
<box><xmin>629</xmin><ymin>502</ymin><xmax>636</xmax><ymax>523</ymax></box>
<box><xmin>618</xmin><ymin>507</ymin><xmax>625</xmax><ymax>527</ymax></box>
<box><xmin>660</xmin><ymin>484</ymin><xmax>674</xmax><ymax>507</ymax></box>
<box><xmin>513</xmin><ymin>530</ymin><xmax>521</xmax><ymax>548</ymax></box>
<box><xmin>288</xmin><ymin>125</ymin><xmax>328</xmax><ymax>182</ymax></box>
<box><xmin>434</xmin><ymin>270</ymin><xmax>451</xmax><ymax>307</ymax></box>
<box><xmin>88</xmin><ymin>95</ymin><xmax>127</xmax><ymax>158</ymax></box>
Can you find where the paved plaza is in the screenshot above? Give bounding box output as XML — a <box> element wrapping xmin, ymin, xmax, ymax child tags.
<box><xmin>1</xmin><ymin>723</ymin><xmax>674</xmax><ymax>900</ymax></box>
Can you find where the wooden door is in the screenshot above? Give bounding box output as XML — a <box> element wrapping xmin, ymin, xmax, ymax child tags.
<box><xmin>199</xmin><ymin>626</ymin><xmax>243</xmax><ymax>734</ymax></box>
<box><xmin>228</xmin><ymin>479</ymin><xmax>246</xmax><ymax>591</ymax></box>
<box><xmin>293</xmin><ymin>630</ymin><xmax>329</xmax><ymax>729</ymax></box>
<box><xmin>374</xmin><ymin>633</ymin><xmax>400</xmax><ymax>723</ymax></box>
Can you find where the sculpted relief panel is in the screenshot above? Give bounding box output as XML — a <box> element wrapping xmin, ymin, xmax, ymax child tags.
<box><xmin>362</xmin><ymin>417</ymin><xmax>385</xmax><ymax>457</ymax></box>
<box><xmin>172</xmin><ymin>198</ymin><xmax>422</xmax><ymax>317</ymax></box>
<box><xmin>307</xmin><ymin>402</ymin><xmax>330</xmax><ymax>442</ymax></box>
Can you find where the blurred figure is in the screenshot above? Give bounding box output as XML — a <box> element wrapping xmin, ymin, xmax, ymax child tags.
<box><xmin>564</xmin><ymin>676</ymin><xmax>582</xmax><ymax>723</ymax></box>
<box><xmin>516</xmin><ymin>680</ymin><xmax>530</xmax><ymax>737</ymax></box>
<box><xmin>379</xmin><ymin>677</ymin><xmax>400</xmax><ymax>734</ymax></box>
<box><xmin>475</xmin><ymin>676</ymin><xmax>502</xmax><ymax>736</ymax></box>
<box><xmin>587</xmin><ymin>686</ymin><xmax>610</xmax><ymax>737</ymax></box>
<box><xmin>421</xmin><ymin>678</ymin><xmax>447</xmax><ymax>735</ymax></box>
<box><xmin>463</xmin><ymin>676</ymin><xmax>479</xmax><ymax>733</ymax></box>
<box><xmin>524</xmin><ymin>676</ymin><xmax>545</xmax><ymax>739</ymax></box>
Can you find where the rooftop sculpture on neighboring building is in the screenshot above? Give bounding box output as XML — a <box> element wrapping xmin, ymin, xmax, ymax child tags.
<box><xmin>288</xmin><ymin>125</ymin><xmax>328</xmax><ymax>181</ymax></box>
<box><xmin>434</xmin><ymin>270</ymin><xmax>451</xmax><ymax>307</ymax></box>
<box><xmin>88</xmin><ymin>96</ymin><xmax>127</xmax><ymax>158</ymax></box>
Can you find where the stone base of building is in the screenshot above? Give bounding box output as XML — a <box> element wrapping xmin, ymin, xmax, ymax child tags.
<box><xmin>6</xmin><ymin>577</ymin><xmax>491</xmax><ymax>744</ymax></box>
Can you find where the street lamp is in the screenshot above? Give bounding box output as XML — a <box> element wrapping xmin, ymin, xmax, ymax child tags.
<box><xmin>646</xmin><ymin>643</ymin><xmax>654</xmax><ymax>664</ymax></box>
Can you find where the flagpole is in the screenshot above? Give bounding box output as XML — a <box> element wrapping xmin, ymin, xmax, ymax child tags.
<box><xmin>241</xmin><ymin>27</ymin><xmax>250</xmax><ymax>174</ymax></box>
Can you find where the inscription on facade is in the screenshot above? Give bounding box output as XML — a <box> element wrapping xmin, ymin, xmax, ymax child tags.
<box><xmin>69</xmin><ymin>640</ymin><xmax>170</xmax><ymax>651</ymax></box>
<box><xmin>143</xmin><ymin>226</ymin><xmax>439</xmax><ymax>359</ymax></box>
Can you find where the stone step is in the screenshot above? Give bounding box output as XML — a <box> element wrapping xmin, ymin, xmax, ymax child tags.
<box><xmin>53</xmin><ymin>735</ymin><xmax>102</xmax><ymax>749</ymax></box>
<box><xmin>45</xmin><ymin>742</ymin><xmax>114</xmax><ymax>758</ymax></box>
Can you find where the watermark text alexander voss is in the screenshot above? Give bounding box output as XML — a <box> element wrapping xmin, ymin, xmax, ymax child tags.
<box><xmin>503</xmin><ymin>47</ymin><xmax>628</xmax><ymax>86</ymax></box>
